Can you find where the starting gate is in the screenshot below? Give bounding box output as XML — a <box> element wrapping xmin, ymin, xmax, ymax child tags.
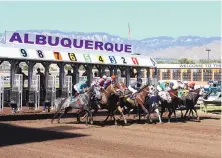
<box><xmin>150</xmin><ymin>78</ymin><xmax>158</xmax><ymax>87</ymax></box>
<box><xmin>10</xmin><ymin>74</ymin><xmax>23</xmax><ymax>111</ymax></box>
<box><xmin>45</xmin><ymin>75</ymin><xmax>57</xmax><ymax>110</ymax></box>
<box><xmin>61</xmin><ymin>76</ymin><xmax>72</xmax><ymax>97</ymax></box>
<box><xmin>129</xmin><ymin>78</ymin><xmax>147</xmax><ymax>86</ymax></box>
<box><xmin>0</xmin><ymin>75</ymin><xmax>4</xmax><ymax>111</ymax></box>
<box><xmin>28</xmin><ymin>75</ymin><xmax>40</xmax><ymax>110</ymax></box>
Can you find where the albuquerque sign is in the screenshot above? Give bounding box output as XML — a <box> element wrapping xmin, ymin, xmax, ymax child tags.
<box><xmin>5</xmin><ymin>31</ymin><xmax>132</xmax><ymax>53</ymax></box>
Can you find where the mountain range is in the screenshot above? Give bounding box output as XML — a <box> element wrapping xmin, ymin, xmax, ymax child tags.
<box><xmin>0</xmin><ymin>30</ymin><xmax>221</xmax><ymax>60</ymax></box>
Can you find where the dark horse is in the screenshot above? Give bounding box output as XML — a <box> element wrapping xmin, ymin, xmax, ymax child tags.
<box><xmin>160</xmin><ymin>89</ymin><xmax>180</xmax><ymax>122</ymax></box>
<box><xmin>179</xmin><ymin>88</ymin><xmax>204</xmax><ymax>121</ymax></box>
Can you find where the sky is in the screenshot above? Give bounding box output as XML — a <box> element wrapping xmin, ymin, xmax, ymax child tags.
<box><xmin>0</xmin><ymin>1</ymin><xmax>221</xmax><ymax>40</ymax></box>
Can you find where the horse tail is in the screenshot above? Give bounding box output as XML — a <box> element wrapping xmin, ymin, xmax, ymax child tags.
<box><xmin>51</xmin><ymin>97</ymin><xmax>69</xmax><ymax>123</ymax></box>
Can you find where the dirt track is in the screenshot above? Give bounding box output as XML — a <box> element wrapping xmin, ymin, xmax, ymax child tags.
<box><xmin>0</xmin><ymin>113</ymin><xmax>221</xmax><ymax>158</ymax></box>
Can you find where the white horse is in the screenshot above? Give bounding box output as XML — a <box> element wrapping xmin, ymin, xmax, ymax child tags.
<box><xmin>51</xmin><ymin>86</ymin><xmax>95</xmax><ymax>125</ymax></box>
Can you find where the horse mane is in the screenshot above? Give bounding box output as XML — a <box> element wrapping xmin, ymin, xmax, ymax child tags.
<box><xmin>138</xmin><ymin>84</ymin><xmax>149</xmax><ymax>93</ymax></box>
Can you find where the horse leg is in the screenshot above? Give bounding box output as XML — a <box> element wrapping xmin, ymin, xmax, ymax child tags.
<box><xmin>193</xmin><ymin>107</ymin><xmax>199</xmax><ymax>121</ymax></box>
<box><xmin>140</xmin><ymin>104</ymin><xmax>151</xmax><ymax>123</ymax></box>
<box><xmin>155</xmin><ymin>108</ymin><xmax>162</xmax><ymax>124</ymax></box>
<box><xmin>160</xmin><ymin>106</ymin><xmax>165</xmax><ymax>122</ymax></box>
<box><xmin>117</xmin><ymin>106</ymin><xmax>127</xmax><ymax>124</ymax></box>
<box><xmin>51</xmin><ymin>107</ymin><xmax>64</xmax><ymax>124</ymax></box>
<box><xmin>184</xmin><ymin>108</ymin><xmax>189</xmax><ymax>120</ymax></box>
<box><xmin>57</xmin><ymin>107</ymin><xmax>70</xmax><ymax>123</ymax></box>
<box><xmin>89</xmin><ymin>110</ymin><xmax>94</xmax><ymax>125</ymax></box>
<box><xmin>167</xmin><ymin>108</ymin><xmax>172</xmax><ymax>123</ymax></box>
<box><xmin>102</xmin><ymin>109</ymin><xmax>112</xmax><ymax>125</ymax></box>
<box><xmin>112</xmin><ymin>110</ymin><xmax>118</xmax><ymax>125</ymax></box>
<box><xmin>172</xmin><ymin>105</ymin><xmax>178</xmax><ymax>121</ymax></box>
<box><xmin>180</xmin><ymin>108</ymin><xmax>184</xmax><ymax>119</ymax></box>
<box><xmin>85</xmin><ymin>111</ymin><xmax>89</xmax><ymax>126</ymax></box>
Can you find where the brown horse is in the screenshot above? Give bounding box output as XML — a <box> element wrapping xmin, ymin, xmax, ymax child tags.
<box><xmin>96</xmin><ymin>83</ymin><xmax>127</xmax><ymax>125</ymax></box>
<box><xmin>118</xmin><ymin>84</ymin><xmax>152</xmax><ymax>123</ymax></box>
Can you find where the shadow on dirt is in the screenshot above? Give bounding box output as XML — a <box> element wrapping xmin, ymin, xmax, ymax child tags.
<box><xmin>0</xmin><ymin>123</ymin><xmax>88</xmax><ymax>147</ymax></box>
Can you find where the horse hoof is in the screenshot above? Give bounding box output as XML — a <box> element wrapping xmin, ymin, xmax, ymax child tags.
<box><xmin>90</xmin><ymin>121</ymin><xmax>94</xmax><ymax>125</ymax></box>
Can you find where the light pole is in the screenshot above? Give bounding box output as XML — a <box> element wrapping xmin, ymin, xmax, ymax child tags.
<box><xmin>206</xmin><ymin>49</ymin><xmax>211</xmax><ymax>63</ymax></box>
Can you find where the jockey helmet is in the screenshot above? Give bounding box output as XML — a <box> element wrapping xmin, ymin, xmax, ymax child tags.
<box><xmin>111</xmin><ymin>75</ymin><xmax>116</xmax><ymax>80</ymax></box>
<box><xmin>102</xmin><ymin>75</ymin><xmax>107</xmax><ymax>80</ymax></box>
<box><xmin>188</xmin><ymin>81</ymin><xmax>195</xmax><ymax>87</ymax></box>
<box><xmin>169</xmin><ymin>82</ymin><xmax>174</xmax><ymax>87</ymax></box>
<box><xmin>137</xmin><ymin>78</ymin><xmax>142</xmax><ymax>84</ymax></box>
<box><xmin>165</xmin><ymin>80</ymin><xmax>170</xmax><ymax>84</ymax></box>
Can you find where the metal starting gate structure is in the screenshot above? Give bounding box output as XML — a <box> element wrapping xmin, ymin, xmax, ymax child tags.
<box><xmin>0</xmin><ymin>75</ymin><xmax>4</xmax><ymax>111</ymax></box>
<box><xmin>45</xmin><ymin>75</ymin><xmax>57</xmax><ymax>110</ymax></box>
<box><xmin>10</xmin><ymin>74</ymin><xmax>23</xmax><ymax>111</ymax></box>
<box><xmin>61</xmin><ymin>76</ymin><xmax>72</xmax><ymax>98</ymax></box>
<box><xmin>28</xmin><ymin>75</ymin><xmax>40</xmax><ymax>110</ymax></box>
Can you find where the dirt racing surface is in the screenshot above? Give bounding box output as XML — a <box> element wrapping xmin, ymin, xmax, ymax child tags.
<box><xmin>0</xmin><ymin>113</ymin><xmax>221</xmax><ymax>158</ymax></box>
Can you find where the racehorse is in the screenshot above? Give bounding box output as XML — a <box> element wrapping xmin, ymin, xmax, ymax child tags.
<box><xmin>93</xmin><ymin>82</ymin><xmax>127</xmax><ymax>125</ymax></box>
<box><xmin>118</xmin><ymin>84</ymin><xmax>153</xmax><ymax>123</ymax></box>
<box><xmin>51</xmin><ymin>85</ymin><xmax>95</xmax><ymax>125</ymax></box>
<box><xmin>159</xmin><ymin>88</ymin><xmax>181</xmax><ymax>122</ymax></box>
<box><xmin>179</xmin><ymin>88</ymin><xmax>204</xmax><ymax>121</ymax></box>
<box><xmin>145</xmin><ymin>90</ymin><xmax>172</xmax><ymax>123</ymax></box>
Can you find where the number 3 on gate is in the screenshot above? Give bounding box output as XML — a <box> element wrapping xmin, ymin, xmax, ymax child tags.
<box><xmin>53</xmin><ymin>52</ymin><xmax>62</xmax><ymax>60</ymax></box>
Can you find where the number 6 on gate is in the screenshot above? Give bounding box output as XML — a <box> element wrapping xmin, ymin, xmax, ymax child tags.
<box><xmin>68</xmin><ymin>53</ymin><xmax>77</xmax><ymax>61</ymax></box>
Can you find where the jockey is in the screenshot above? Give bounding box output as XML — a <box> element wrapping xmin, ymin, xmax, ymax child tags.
<box><xmin>103</xmin><ymin>76</ymin><xmax>112</xmax><ymax>89</ymax></box>
<box><xmin>178</xmin><ymin>86</ymin><xmax>184</xmax><ymax>98</ymax></box>
<box><xmin>164</xmin><ymin>80</ymin><xmax>171</xmax><ymax>91</ymax></box>
<box><xmin>98</xmin><ymin>75</ymin><xmax>107</xmax><ymax>88</ymax></box>
<box><xmin>128</xmin><ymin>78</ymin><xmax>143</xmax><ymax>95</ymax></box>
<box><xmin>74</xmin><ymin>80</ymin><xmax>88</xmax><ymax>94</ymax></box>
<box><xmin>164</xmin><ymin>80</ymin><xmax>170</xmax><ymax>91</ymax></box>
<box><xmin>111</xmin><ymin>74</ymin><xmax>116</xmax><ymax>84</ymax></box>
<box><xmin>157</xmin><ymin>81</ymin><xmax>165</xmax><ymax>91</ymax></box>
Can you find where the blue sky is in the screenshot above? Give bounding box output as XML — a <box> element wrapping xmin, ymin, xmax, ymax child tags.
<box><xmin>0</xmin><ymin>1</ymin><xmax>220</xmax><ymax>40</ymax></box>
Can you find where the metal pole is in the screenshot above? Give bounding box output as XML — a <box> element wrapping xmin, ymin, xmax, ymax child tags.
<box><xmin>206</xmin><ymin>49</ymin><xmax>211</xmax><ymax>63</ymax></box>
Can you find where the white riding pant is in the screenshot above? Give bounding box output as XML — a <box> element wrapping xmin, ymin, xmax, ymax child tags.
<box><xmin>128</xmin><ymin>85</ymin><xmax>138</xmax><ymax>94</ymax></box>
<box><xmin>157</xmin><ymin>85</ymin><xmax>163</xmax><ymax>91</ymax></box>
<box><xmin>73</xmin><ymin>85</ymin><xmax>80</xmax><ymax>93</ymax></box>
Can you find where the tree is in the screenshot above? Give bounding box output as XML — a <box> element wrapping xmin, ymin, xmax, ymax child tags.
<box><xmin>156</xmin><ymin>61</ymin><xmax>165</xmax><ymax>64</ymax></box>
<box><xmin>178</xmin><ymin>58</ymin><xmax>195</xmax><ymax>64</ymax></box>
<box><xmin>23</xmin><ymin>65</ymin><xmax>28</xmax><ymax>71</ymax></box>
